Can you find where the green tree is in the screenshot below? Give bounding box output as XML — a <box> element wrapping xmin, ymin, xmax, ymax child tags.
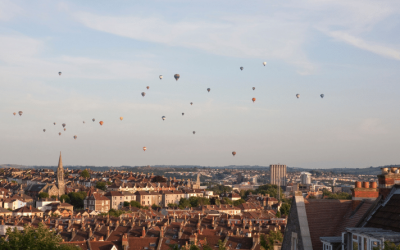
<box><xmin>38</xmin><ymin>192</ymin><xmax>49</xmax><ymax>199</ymax></box>
<box><xmin>218</xmin><ymin>239</ymin><xmax>226</xmax><ymax>250</ymax></box>
<box><xmin>51</xmin><ymin>195</ymin><xmax>57</xmax><ymax>199</ymax></box>
<box><xmin>279</xmin><ymin>203</ymin><xmax>291</xmax><ymax>216</ymax></box>
<box><xmin>233</xmin><ymin>199</ymin><xmax>246</xmax><ymax>206</ymax></box>
<box><xmin>152</xmin><ymin>204</ymin><xmax>161</xmax><ymax>209</ymax></box>
<box><xmin>0</xmin><ymin>223</ymin><xmax>80</xmax><ymax>250</ymax></box>
<box><xmin>260</xmin><ymin>231</ymin><xmax>283</xmax><ymax>250</ymax></box>
<box><xmin>80</xmin><ymin>169</ymin><xmax>90</xmax><ymax>178</ymax></box>
<box><xmin>168</xmin><ymin>203</ymin><xmax>178</xmax><ymax>208</ymax></box>
<box><xmin>68</xmin><ymin>191</ymin><xmax>87</xmax><ymax>209</ymax></box>
<box><xmin>179</xmin><ymin>198</ymin><xmax>191</xmax><ymax>209</ymax></box>
<box><xmin>108</xmin><ymin>209</ymin><xmax>129</xmax><ymax>217</ymax></box>
<box><xmin>222</xmin><ymin>197</ymin><xmax>233</xmax><ymax>205</ymax></box>
<box><xmin>188</xmin><ymin>197</ymin><xmax>210</xmax><ymax>207</ymax></box>
<box><xmin>207</xmin><ymin>185</ymin><xmax>232</xmax><ymax>195</ymax></box>
<box><xmin>60</xmin><ymin>194</ymin><xmax>70</xmax><ymax>203</ymax></box>
<box><xmin>95</xmin><ymin>181</ymin><xmax>107</xmax><ymax>191</ymax></box>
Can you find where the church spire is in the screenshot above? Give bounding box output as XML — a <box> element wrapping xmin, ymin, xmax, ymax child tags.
<box><xmin>58</xmin><ymin>151</ymin><xmax>63</xmax><ymax>169</ymax></box>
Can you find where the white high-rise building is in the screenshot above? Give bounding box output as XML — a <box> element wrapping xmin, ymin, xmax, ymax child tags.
<box><xmin>300</xmin><ymin>172</ymin><xmax>312</xmax><ymax>185</ymax></box>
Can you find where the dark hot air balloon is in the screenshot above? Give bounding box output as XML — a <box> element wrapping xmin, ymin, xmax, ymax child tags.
<box><xmin>141</xmin><ymin>92</ymin><xmax>146</xmax><ymax>97</ymax></box>
<box><xmin>162</xmin><ymin>116</ymin><xmax>166</xmax><ymax>121</ymax></box>
<box><xmin>43</xmin><ymin>129</ymin><xmax>46</xmax><ymax>132</ymax></box>
<box><xmin>232</xmin><ymin>151</ymin><xmax>236</xmax><ymax>156</ymax></box>
<box><xmin>252</xmin><ymin>87</ymin><xmax>255</xmax><ymax>90</ymax></box>
<box><xmin>190</xmin><ymin>102</ymin><xmax>193</xmax><ymax>105</ymax></box>
<box><xmin>320</xmin><ymin>94</ymin><xmax>324</xmax><ymax>98</ymax></box>
<box><xmin>18</xmin><ymin>111</ymin><xmax>23</xmax><ymax>116</ymax></box>
<box><xmin>73</xmin><ymin>135</ymin><xmax>77</xmax><ymax>140</ymax></box>
<box><xmin>240</xmin><ymin>67</ymin><xmax>243</xmax><ymax>71</ymax></box>
<box><xmin>174</xmin><ymin>74</ymin><xmax>180</xmax><ymax>81</ymax></box>
<box><xmin>159</xmin><ymin>75</ymin><xmax>163</xmax><ymax>80</ymax></box>
<box><xmin>193</xmin><ymin>131</ymin><xmax>196</xmax><ymax>135</ymax></box>
<box><xmin>92</xmin><ymin>118</ymin><xmax>95</xmax><ymax>122</ymax></box>
<box><xmin>182</xmin><ymin>113</ymin><xmax>184</xmax><ymax>116</ymax></box>
<box><xmin>207</xmin><ymin>88</ymin><xmax>210</xmax><ymax>92</ymax></box>
<box><xmin>296</xmin><ymin>94</ymin><xmax>300</xmax><ymax>99</ymax></box>
<box><xmin>58</xmin><ymin>72</ymin><xmax>62</xmax><ymax>76</ymax></box>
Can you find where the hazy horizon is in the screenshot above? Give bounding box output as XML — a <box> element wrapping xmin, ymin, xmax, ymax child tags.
<box><xmin>1</xmin><ymin>1</ymin><xmax>400</xmax><ymax>168</ymax></box>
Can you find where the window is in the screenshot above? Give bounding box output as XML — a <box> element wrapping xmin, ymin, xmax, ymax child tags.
<box><xmin>291</xmin><ymin>232</ymin><xmax>298</xmax><ymax>250</ymax></box>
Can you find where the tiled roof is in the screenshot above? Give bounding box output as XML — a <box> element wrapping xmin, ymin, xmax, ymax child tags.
<box><xmin>304</xmin><ymin>199</ymin><xmax>373</xmax><ymax>250</ymax></box>
<box><xmin>61</xmin><ymin>241</ymin><xmax>88</xmax><ymax>250</ymax></box>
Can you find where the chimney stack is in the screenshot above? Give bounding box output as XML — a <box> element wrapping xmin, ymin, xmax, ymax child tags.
<box><xmin>352</xmin><ymin>181</ymin><xmax>379</xmax><ymax>210</ymax></box>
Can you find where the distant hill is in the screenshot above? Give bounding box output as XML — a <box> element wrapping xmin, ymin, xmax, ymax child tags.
<box><xmin>0</xmin><ymin>164</ymin><xmax>29</xmax><ymax>169</ymax></box>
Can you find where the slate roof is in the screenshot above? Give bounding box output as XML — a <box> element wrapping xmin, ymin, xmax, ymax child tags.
<box><xmin>365</xmin><ymin>194</ymin><xmax>400</xmax><ymax>231</ymax></box>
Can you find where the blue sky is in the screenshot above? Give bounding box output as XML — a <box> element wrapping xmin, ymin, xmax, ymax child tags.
<box><xmin>1</xmin><ymin>0</ymin><xmax>400</xmax><ymax>168</ymax></box>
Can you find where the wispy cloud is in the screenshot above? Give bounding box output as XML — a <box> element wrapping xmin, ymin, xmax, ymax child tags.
<box><xmin>73</xmin><ymin>11</ymin><xmax>316</xmax><ymax>75</ymax></box>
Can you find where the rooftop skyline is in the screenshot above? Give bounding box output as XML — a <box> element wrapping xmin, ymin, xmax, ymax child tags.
<box><xmin>1</xmin><ymin>1</ymin><xmax>400</xmax><ymax>168</ymax></box>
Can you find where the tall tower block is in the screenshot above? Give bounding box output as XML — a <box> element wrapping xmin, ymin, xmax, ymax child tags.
<box><xmin>270</xmin><ymin>164</ymin><xmax>287</xmax><ymax>186</ymax></box>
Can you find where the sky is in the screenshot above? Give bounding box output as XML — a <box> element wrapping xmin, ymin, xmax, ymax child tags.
<box><xmin>1</xmin><ymin>0</ymin><xmax>400</xmax><ymax>168</ymax></box>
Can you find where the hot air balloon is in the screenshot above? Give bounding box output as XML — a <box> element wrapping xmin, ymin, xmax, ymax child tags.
<box><xmin>320</xmin><ymin>94</ymin><xmax>324</xmax><ymax>98</ymax></box>
<box><xmin>73</xmin><ymin>135</ymin><xmax>77</xmax><ymax>140</ymax></box>
<box><xmin>252</xmin><ymin>87</ymin><xmax>255</xmax><ymax>91</ymax></box>
<box><xmin>58</xmin><ymin>72</ymin><xmax>62</xmax><ymax>76</ymax></box>
<box><xmin>62</xmin><ymin>123</ymin><xmax>66</xmax><ymax>128</ymax></box>
<box><xmin>120</xmin><ymin>117</ymin><xmax>123</xmax><ymax>121</ymax></box>
<box><xmin>18</xmin><ymin>111</ymin><xmax>23</xmax><ymax>116</ymax></box>
<box><xmin>174</xmin><ymin>74</ymin><xmax>180</xmax><ymax>81</ymax></box>
<box><xmin>13</xmin><ymin>112</ymin><xmax>16</xmax><ymax>116</ymax></box>
<box><xmin>92</xmin><ymin>118</ymin><xmax>95</xmax><ymax>122</ymax></box>
<box><xmin>182</xmin><ymin>113</ymin><xmax>184</xmax><ymax>116</ymax></box>
<box><xmin>99</xmin><ymin>121</ymin><xmax>104</xmax><ymax>126</ymax></box>
<box><xmin>232</xmin><ymin>151</ymin><xmax>236</xmax><ymax>156</ymax></box>
<box><xmin>83</xmin><ymin>121</ymin><xmax>85</xmax><ymax>124</ymax></box>
<box><xmin>146</xmin><ymin>86</ymin><xmax>149</xmax><ymax>90</ymax></box>
<box><xmin>296</xmin><ymin>94</ymin><xmax>300</xmax><ymax>99</ymax></box>
<box><xmin>43</xmin><ymin>129</ymin><xmax>46</xmax><ymax>132</ymax></box>
<box><xmin>162</xmin><ymin>116</ymin><xmax>166</xmax><ymax>121</ymax></box>
<box><xmin>143</xmin><ymin>147</ymin><xmax>147</xmax><ymax>151</ymax></box>
<box><xmin>190</xmin><ymin>102</ymin><xmax>193</xmax><ymax>105</ymax></box>
<box><xmin>240</xmin><ymin>67</ymin><xmax>243</xmax><ymax>71</ymax></box>
<box><xmin>54</xmin><ymin>122</ymin><xmax>56</xmax><ymax>125</ymax></box>
<box><xmin>193</xmin><ymin>131</ymin><xmax>196</xmax><ymax>135</ymax></box>
<box><xmin>159</xmin><ymin>75</ymin><xmax>163</xmax><ymax>80</ymax></box>
<box><xmin>263</xmin><ymin>62</ymin><xmax>267</xmax><ymax>66</ymax></box>
<box><xmin>64</xmin><ymin>128</ymin><xmax>66</xmax><ymax>131</ymax></box>
<box><xmin>207</xmin><ymin>88</ymin><xmax>210</xmax><ymax>92</ymax></box>
<box><xmin>252</xmin><ymin>98</ymin><xmax>256</xmax><ymax>103</ymax></box>
<box><xmin>141</xmin><ymin>92</ymin><xmax>146</xmax><ymax>97</ymax></box>
<box><xmin>59</xmin><ymin>132</ymin><xmax>61</xmax><ymax>136</ymax></box>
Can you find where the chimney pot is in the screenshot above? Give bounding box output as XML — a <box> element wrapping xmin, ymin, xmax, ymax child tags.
<box><xmin>355</xmin><ymin>181</ymin><xmax>362</xmax><ymax>188</ymax></box>
<box><xmin>363</xmin><ymin>182</ymin><xmax>370</xmax><ymax>189</ymax></box>
<box><xmin>370</xmin><ymin>182</ymin><xmax>377</xmax><ymax>189</ymax></box>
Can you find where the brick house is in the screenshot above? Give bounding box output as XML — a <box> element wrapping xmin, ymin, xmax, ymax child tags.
<box><xmin>84</xmin><ymin>193</ymin><xmax>110</xmax><ymax>212</ymax></box>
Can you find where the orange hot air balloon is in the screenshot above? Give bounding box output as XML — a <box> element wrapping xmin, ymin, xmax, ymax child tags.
<box><xmin>59</xmin><ymin>132</ymin><xmax>61</xmax><ymax>136</ymax></box>
<box><xmin>13</xmin><ymin>112</ymin><xmax>16</xmax><ymax>116</ymax></box>
<box><xmin>64</xmin><ymin>128</ymin><xmax>66</xmax><ymax>131</ymax></box>
<box><xmin>232</xmin><ymin>151</ymin><xmax>236</xmax><ymax>156</ymax></box>
<box><xmin>143</xmin><ymin>147</ymin><xmax>147</xmax><ymax>151</ymax></box>
<box><xmin>252</xmin><ymin>98</ymin><xmax>256</xmax><ymax>103</ymax></box>
<box><xmin>146</xmin><ymin>86</ymin><xmax>150</xmax><ymax>90</ymax></box>
<box><xmin>120</xmin><ymin>117</ymin><xmax>123</xmax><ymax>121</ymax></box>
<box><xmin>99</xmin><ymin>121</ymin><xmax>104</xmax><ymax>126</ymax></box>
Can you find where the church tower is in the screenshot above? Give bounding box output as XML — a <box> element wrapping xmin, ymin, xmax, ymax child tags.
<box><xmin>57</xmin><ymin>152</ymin><xmax>65</xmax><ymax>196</ymax></box>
